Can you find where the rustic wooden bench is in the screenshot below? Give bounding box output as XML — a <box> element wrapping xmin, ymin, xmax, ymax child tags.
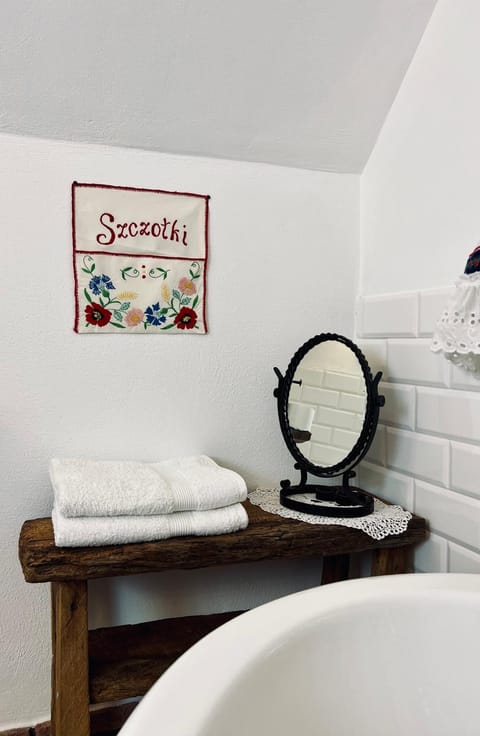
<box><xmin>18</xmin><ymin>499</ymin><xmax>427</xmax><ymax>736</ymax></box>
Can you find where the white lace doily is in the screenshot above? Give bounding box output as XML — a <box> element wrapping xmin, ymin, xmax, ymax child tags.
<box><xmin>431</xmin><ymin>272</ymin><xmax>480</xmax><ymax>373</ymax></box>
<box><xmin>249</xmin><ymin>488</ymin><xmax>412</xmax><ymax>541</ymax></box>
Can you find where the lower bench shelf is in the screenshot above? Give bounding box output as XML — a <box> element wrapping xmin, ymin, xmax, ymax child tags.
<box><xmin>89</xmin><ymin>610</ymin><xmax>244</xmax><ymax>703</ymax></box>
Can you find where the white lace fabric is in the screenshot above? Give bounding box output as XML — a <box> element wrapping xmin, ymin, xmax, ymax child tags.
<box><xmin>248</xmin><ymin>488</ymin><xmax>412</xmax><ymax>541</ymax></box>
<box><xmin>431</xmin><ymin>272</ymin><xmax>480</xmax><ymax>372</ymax></box>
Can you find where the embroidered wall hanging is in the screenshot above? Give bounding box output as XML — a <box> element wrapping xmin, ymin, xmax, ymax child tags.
<box><xmin>72</xmin><ymin>182</ymin><xmax>209</xmax><ymax>334</ymax></box>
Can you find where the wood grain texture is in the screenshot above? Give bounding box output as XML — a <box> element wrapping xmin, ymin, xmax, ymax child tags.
<box><xmin>51</xmin><ymin>582</ymin><xmax>89</xmax><ymax>736</ymax></box>
<box><xmin>33</xmin><ymin>722</ymin><xmax>51</xmax><ymax>736</ymax></box>
<box><xmin>19</xmin><ymin>500</ymin><xmax>427</xmax><ymax>583</ymax></box>
<box><xmin>88</xmin><ymin>611</ymin><xmax>244</xmax><ymax>702</ymax></box>
<box><xmin>371</xmin><ymin>546</ymin><xmax>408</xmax><ymax>576</ymax></box>
<box><xmin>23</xmin><ymin>701</ymin><xmax>138</xmax><ymax>736</ymax></box>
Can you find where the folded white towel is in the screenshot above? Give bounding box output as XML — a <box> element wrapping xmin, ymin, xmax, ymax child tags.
<box><xmin>52</xmin><ymin>502</ymin><xmax>249</xmax><ymax>547</ymax></box>
<box><xmin>50</xmin><ymin>456</ymin><xmax>247</xmax><ymax>518</ymax></box>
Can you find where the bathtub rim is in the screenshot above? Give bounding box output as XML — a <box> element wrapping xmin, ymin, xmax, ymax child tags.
<box><xmin>118</xmin><ymin>573</ymin><xmax>480</xmax><ymax>735</ymax></box>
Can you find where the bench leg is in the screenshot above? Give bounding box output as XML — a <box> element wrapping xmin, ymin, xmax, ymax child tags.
<box><xmin>371</xmin><ymin>547</ymin><xmax>407</xmax><ymax>576</ymax></box>
<box><xmin>51</xmin><ymin>581</ymin><xmax>90</xmax><ymax>736</ymax></box>
<box><xmin>321</xmin><ymin>554</ymin><xmax>350</xmax><ymax>584</ymax></box>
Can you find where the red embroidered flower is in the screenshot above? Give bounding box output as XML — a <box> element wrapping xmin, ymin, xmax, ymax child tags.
<box><xmin>174</xmin><ymin>307</ymin><xmax>198</xmax><ymax>330</ymax></box>
<box><xmin>85</xmin><ymin>302</ymin><xmax>112</xmax><ymax>327</ymax></box>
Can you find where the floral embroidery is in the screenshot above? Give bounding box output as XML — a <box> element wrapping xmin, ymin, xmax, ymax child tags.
<box><xmin>89</xmin><ymin>274</ymin><xmax>115</xmax><ymax>296</ymax></box>
<box><xmin>174</xmin><ymin>307</ymin><xmax>198</xmax><ymax>330</ymax></box>
<box><xmin>118</xmin><ymin>291</ymin><xmax>139</xmax><ymax>300</ymax></box>
<box><xmin>80</xmin><ymin>256</ymin><xmax>202</xmax><ymax>331</ymax></box>
<box><xmin>161</xmin><ymin>282</ymin><xmax>171</xmax><ymax>302</ymax></box>
<box><xmin>85</xmin><ymin>302</ymin><xmax>112</xmax><ymax>327</ymax></box>
<box><xmin>82</xmin><ymin>256</ymin><xmax>126</xmax><ymax>329</ymax></box>
<box><xmin>163</xmin><ymin>262</ymin><xmax>201</xmax><ymax>324</ymax></box>
<box><xmin>145</xmin><ymin>302</ymin><xmax>167</xmax><ymax>326</ymax></box>
<box><xmin>125</xmin><ymin>307</ymin><xmax>144</xmax><ymax>327</ymax></box>
<box><xmin>178</xmin><ymin>277</ymin><xmax>196</xmax><ymax>295</ymax></box>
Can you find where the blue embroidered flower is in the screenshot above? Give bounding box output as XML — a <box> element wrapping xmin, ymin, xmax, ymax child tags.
<box><xmin>89</xmin><ymin>274</ymin><xmax>115</xmax><ymax>295</ymax></box>
<box><xmin>145</xmin><ymin>302</ymin><xmax>167</xmax><ymax>326</ymax></box>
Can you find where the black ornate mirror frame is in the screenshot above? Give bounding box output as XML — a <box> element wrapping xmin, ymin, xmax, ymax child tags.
<box><xmin>274</xmin><ymin>333</ymin><xmax>384</xmax><ymax>517</ymax></box>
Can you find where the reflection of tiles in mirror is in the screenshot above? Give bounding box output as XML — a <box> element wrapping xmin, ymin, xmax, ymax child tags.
<box><xmin>291</xmin><ymin>367</ymin><xmax>367</xmax><ymax>464</ymax></box>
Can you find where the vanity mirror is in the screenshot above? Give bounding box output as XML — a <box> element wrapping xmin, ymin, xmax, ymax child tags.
<box><xmin>273</xmin><ymin>333</ymin><xmax>384</xmax><ymax>517</ymax></box>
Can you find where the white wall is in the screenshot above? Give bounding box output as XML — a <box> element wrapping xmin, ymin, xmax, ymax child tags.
<box><xmin>361</xmin><ymin>0</ymin><xmax>480</xmax><ymax>294</ymax></box>
<box><xmin>0</xmin><ymin>132</ymin><xmax>358</xmax><ymax>728</ymax></box>
<box><xmin>359</xmin><ymin>0</ymin><xmax>480</xmax><ymax>574</ymax></box>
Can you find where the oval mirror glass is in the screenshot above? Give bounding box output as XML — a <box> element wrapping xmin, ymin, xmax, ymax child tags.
<box><xmin>286</xmin><ymin>339</ymin><xmax>367</xmax><ymax>469</ymax></box>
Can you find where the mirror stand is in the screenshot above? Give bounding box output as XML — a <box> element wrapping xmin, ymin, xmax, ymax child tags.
<box><xmin>273</xmin><ymin>334</ymin><xmax>384</xmax><ymax>519</ymax></box>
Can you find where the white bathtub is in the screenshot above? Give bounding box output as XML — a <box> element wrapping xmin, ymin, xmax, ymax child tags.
<box><xmin>119</xmin><ymin>574</ymin><xmax>480</xmax><ymax>736</ymax></box>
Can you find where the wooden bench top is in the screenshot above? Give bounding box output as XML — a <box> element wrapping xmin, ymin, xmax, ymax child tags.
<box><xmin>19</xmin><ymin>499</ymin><xmax>427</xmax><ymax>583</ymax></box>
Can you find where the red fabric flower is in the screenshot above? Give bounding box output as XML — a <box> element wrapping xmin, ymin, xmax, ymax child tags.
<box><xmin>174</xmin><ymin>307</ymin><xmax>198</xmax><ymax>330</ymax></box>
<box><xmin>85</xmin><ymin>302</ymin><xmax>112</xmax><ymax>327</ymax></box>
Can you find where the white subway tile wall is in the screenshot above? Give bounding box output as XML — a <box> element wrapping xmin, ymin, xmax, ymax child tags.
<box><xmin>357</xmin><ymin>292</ymin><xmax>418</xmax><ymax>338</ymax></box>
<box><xmin>356</xmin><ymin>339</ymin><xmax>388</xmax><ymax>378</ymax></box>
<box><xmin>365</xmin><ymin>424</ymin><xmax>386</xmax><ymax>466</ymax></box>
<box><xmin>414</xmin><ymin>480</ymin><xmax>480</xmax><ymax>549</ymax></box>
<box><xmin>357</xmin><ymin>462</ymin><xmax>414</xmax><ymax>508</ymax></box>
<box><xmin>387</xmin><ymin>339</ymin><xmax>449</xmax><ymax>386</ymax></box>
<box><xmin>380</xmin><ymin>383</ymin><xmax>415</xmax><ymax>430</ymax></box>
<box><xmin>417</xmin><ymin>387</ymin><xmax>480</xmax><ymax>442</ymax></box>
<box><xmin>386</xmin><ymin>427</ymin><xmax>449</xmax><ymax>487</ymax></box>
<box><xmin>448</xmin><ymin>542</ymin><xmax>480</xmax><ymax>574</ymax></box>
<box><xmin>357</xmin><ymin>288</ymin><xmax>480</xmax><ymax>572</ymax></box>
<box><xmin>418</xmin><ymin>287</ymin><xmax>455</xmax><ymax>337</ymax></box>
<box><xmin>451</xmin><ymin>441</ymin><xmax>480</xmax><ymax>499</ymax></box>
<box><xmin>414</xmin><ymin>533</ymin><xmax>448</xmax><ymax>573</ymax></box>
<box><xmin>450</xmin><ymin>363</ymin><xmax>480</xmax><ymax>391</ymax></box>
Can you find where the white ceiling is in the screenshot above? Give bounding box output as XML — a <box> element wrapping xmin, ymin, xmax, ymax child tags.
<box><xmin>0</xmin><ymin>0</ymin><xmax>436</xmax><ymax>173</ymax></box>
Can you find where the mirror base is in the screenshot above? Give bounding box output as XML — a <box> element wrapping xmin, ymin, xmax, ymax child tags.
<box><xmin>279</xmin><ymin>484</ymin><xmax>374</xmax><ymax>518</ymax></box>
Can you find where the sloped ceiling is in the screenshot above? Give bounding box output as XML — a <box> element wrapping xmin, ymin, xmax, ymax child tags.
<box><xmin>0</xmin><ymin>0</ymin><xmax>436</xmax><ymax>172</ymax></box>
